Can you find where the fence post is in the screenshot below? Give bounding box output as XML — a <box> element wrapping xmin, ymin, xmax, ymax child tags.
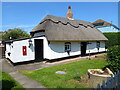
<box><xmin>97</xmin><ymin>83</ymin><xmax>101</xmax><ymax>90</ymax></box>
<box><xmin>102</xmin><ymin>80</ymin><xmax>106</xmax><ymax>88</ymax></box>
<box><xmin>118</xmin><ymin>72</ymin><xmax>120</xmax><ymax>85</ymax></box>
<box><xmin>116</xmin><ymin>72</ymin><xmax>119</xmax><ymax>87</ymax></box>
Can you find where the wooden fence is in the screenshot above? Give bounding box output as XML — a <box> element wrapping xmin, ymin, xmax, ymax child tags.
<box><xmin>96</xmin><ymin>71</ymin><xmax>120</xmax><ymax>89</ymax></box>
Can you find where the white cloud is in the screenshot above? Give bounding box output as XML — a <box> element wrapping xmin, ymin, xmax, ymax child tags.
<box><xmin>2</xmin><ymin>24</ymin><xmax>35</xmax><ymax>28</ymax></box>
<box><xmin>16</xmin><ymin>25</ymin><xmax>35</xmax><ymax>28</ymax></box>
<box><xmin>1</xmin><ymin>24</ymin><xmax>35</xmax><ymax>32</ymax></box>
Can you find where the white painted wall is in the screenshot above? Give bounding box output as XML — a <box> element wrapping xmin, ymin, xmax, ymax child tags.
<box><xmin>45</xmin><ymin>41</ymin><xmax>81</xmax><ymax>59</ymax></box>
<box><xmin>5</xmin><ymin>37</ymin><xmax>47</xmax><ymax>63</ymax></box>
<box><xmin>5</xmin><ymin>36</ymin><xmax>106</xmax><ymax>63</ymax></box>
<box><xmin>46</xmin><ymin>41</ymin><xmax>106</xmax><ymax>60</ymax></box>
<box><xmin>5</xmin><ymin>43</ymin><xmax>13</xmax><ymax>60</ymax></box>
<box><xmin>86</xmin><ymin>41</ymin><xmax>106</xmax><ymax>54</ymax></box>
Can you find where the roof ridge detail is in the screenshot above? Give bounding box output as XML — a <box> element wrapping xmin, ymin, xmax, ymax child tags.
<box><xmin>40</xmin><ymin>18</ymin><xmax>94</xmax><ymax>28</ymax></box>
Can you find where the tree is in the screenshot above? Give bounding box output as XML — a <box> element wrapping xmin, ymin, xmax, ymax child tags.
<box><xmin>2</xmin><ymin>28</ymin><xmax>30</xmax><ymax>40</ymax></box>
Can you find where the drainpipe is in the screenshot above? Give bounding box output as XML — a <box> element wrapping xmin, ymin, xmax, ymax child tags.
<box><xmin>87</xmin><ymin>42</ymin><xmax>92</xmax><ymax>60</ymax></box>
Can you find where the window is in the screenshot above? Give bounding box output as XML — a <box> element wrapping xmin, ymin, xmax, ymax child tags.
<box><xmin>96</xmin><ymin>41</ymin><xmax>100</xmax><ymax>48</ymax></box>
<box><xmin>65</xmin><ymin>42</ymin><xmax>71</xmax><ymax>52</ymax></box>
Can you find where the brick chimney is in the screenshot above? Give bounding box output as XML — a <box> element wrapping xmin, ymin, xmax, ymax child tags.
<box><xmin>66</xmin><ymin>6</ymin><xmax>73</xmax><ymax>20</ymax></box>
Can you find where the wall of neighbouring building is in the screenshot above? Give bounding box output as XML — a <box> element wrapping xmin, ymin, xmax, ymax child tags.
<box><xmin>97</xmin><ymin>26</ymin><xmax>119</xmax><ymax>32</ymax></box>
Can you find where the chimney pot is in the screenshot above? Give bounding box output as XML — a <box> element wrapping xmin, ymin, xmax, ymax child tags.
<box><xmin>66</xmin><ymin>6</ymin><xmax>73</xmax><ymax>19</ymax></box>
<box><xmin>68</xmin><ymin>6</ymin><xmax>71</xmax><ymax>9</ymax></box>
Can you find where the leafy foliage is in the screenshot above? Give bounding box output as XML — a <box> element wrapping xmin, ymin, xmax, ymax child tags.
<box><xmin>103</xmin><ymin>32</ymin><xmax>120</xmax><ymax>48</ymax></box>
<box><xmin>2</xmin><ymin>28</ymin><xmax>30</xmax><ymax>40</ymax></box>
<box><xmin>0</xmin><ymin>35</ymin><xmax>2</xmax><ymax>40</ymax></box>
<box><xmin>107</xmin><ymin>45</ymin><xmax>120</xmax><ymax>72</ymax></box>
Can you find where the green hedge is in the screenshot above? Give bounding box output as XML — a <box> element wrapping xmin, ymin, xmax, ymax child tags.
<box><xmin>103</xmin><ymin>32</ymin><xmax>120</xmax><ymax>48</ymax></box>
<box><xmin>107</xmin><ymin>45</ymin><xmax>120</xmax><ymax>72</ymax></box>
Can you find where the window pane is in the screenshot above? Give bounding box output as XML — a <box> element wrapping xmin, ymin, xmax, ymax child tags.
<box><xmin>65</xmin><ymin>42</ymin><xmax>71</xmax><ymax>51</ymax></box>
<box><xmin>65</xmin><ymin>45</ymin><xmax>67</xmax><ymax>50</ymax></box>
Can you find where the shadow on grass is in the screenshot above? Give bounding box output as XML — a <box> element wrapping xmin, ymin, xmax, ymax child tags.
<box><xmin>0</xmin><ymin>80</ymin><xmax>16</xmax><ymax>90</ymax></box>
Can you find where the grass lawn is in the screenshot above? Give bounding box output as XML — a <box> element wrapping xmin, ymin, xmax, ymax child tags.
<box><xmin>94</xmin><ymin>53</ymin><xmax>107</xmax><ymax>60</ymax></box>
<box><xmin>95</xmin><ymin>53</ymin><xmax>107</xmax><ymax>58</ymax></box>
<box><xmin>0</xmin><ymin>71</ymin><xmax>24</xmax><ymax>90</ymax></box>
<box><xmin>20</xmin><ymin>59</ymin><xmax>108</xmax><ymax>88</ymax></box>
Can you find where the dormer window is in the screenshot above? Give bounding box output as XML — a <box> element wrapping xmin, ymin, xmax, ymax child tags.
<box><xmin>65</xmin><ymin>42</ymin><xmax>71</xmax><ymax>52</ymax></box>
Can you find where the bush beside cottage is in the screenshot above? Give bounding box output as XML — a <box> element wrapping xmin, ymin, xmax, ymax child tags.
<box><xmin>107</xmin><ymin>45</ymin><xmax>120</xmax><ymax>72</ymax></box>
<box><xmin>103</xmin><ymin>32</ymin><xmax>120</xmax><ymax>48</ymax></box>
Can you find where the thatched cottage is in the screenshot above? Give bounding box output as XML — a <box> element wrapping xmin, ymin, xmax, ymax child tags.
<box><xmin>5</xmin><ymin>6</ymin><xmax>108</xmax><ymax>63</ymax></box>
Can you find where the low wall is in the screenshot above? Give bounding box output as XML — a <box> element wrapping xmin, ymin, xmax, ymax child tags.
<box><xmin>88</xmin><ymin>69</ymin><xmax>111</xmax><ymax>88</ymax></box>
<box><xmin>88</xmin><ymin>73</ymin><xmax>111</xmax><ymax>88</ymax></box>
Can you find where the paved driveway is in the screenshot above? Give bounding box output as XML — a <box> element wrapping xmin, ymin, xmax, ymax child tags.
<box><xmin>1</xmin><ymin>58</ymin><xmax>49</xmax><ymax>72</ymax></box>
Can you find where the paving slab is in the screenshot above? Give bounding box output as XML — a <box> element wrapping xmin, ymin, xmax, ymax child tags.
<box><xmin>9</xmin><ymin>71</ymin><xmax>46</xmax><ymax>88</ymax></box>
<box><xmin>1</xmin><ymin>59</ymin><xmax>15</xmax><ymax>73</ymax></box>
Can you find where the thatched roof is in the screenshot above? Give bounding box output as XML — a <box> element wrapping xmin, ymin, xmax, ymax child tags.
<box><xmin>30</xmin><ymin>15</ymin><xmax>108</xmax><ymax>41</ymax></box>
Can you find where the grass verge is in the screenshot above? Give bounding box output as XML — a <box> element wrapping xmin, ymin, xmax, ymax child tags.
<box><xmin>0</xmin><ymin>71</ymin><xmax>24</xmax><ymax>90</ymax></box>
<box><xmin>95</xmin><ymin>53</ymin><xmax>107</xmax><ymax>59</ymax></box>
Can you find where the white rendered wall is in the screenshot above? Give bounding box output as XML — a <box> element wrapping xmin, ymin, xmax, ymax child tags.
<box><xmin>5</xmin><ymin>36</ymin><xmax>106</xmax><ymax>62</ymax></box>
<box><xmin>45</xmin><ymin>41</ymin><xmax>81</xmax><ymax>59</ymax></box>
<box><xmin>46</xmin><ymin>41</ymin><xmax>106</xmax><ymax>60</ymax></box>
<box><xmin>5</xmin><ymin>43</ymin><xmax>13</xmax><ymax>60</ymax></box>
<box><xmin>12</xmin><ymin>39</ymin><xmax>34</xmax><ymax>63</ymax></box>
<box><xmin>99</xmin><ymin>41</ymin><xmax>106</xmax><ymax>52</ymax></box>
<box><xmin>86</xmin><ymin>41</ymin><xmax>106</xmax><ymax>54</ymax></box>
<box><xmin>5</xmin><ymin>37</ymin><xmax>47</xmax><ymax>63</ymax></box>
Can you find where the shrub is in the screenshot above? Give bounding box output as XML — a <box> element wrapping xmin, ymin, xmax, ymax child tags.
<box><xmin>103</xmin><ymin>32</ymin><xmax>120</xmax><ymax>48</ymax></box>
<box><xmin>107</xmin><ymin>45</ymin><xmax>120</xmax><ymax>72</ymax></box>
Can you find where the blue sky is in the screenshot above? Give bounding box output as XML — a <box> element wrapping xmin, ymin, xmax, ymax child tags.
<box><xmin>2</xmin><ymin>2</ymin><xmax>118</xmax><ymax>34</ymax></box>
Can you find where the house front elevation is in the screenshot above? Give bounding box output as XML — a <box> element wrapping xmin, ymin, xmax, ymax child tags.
<box><xmin>5</xmin><ymin>6</ymin><xmax>108</xmax><ymax>63</ymax></box>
